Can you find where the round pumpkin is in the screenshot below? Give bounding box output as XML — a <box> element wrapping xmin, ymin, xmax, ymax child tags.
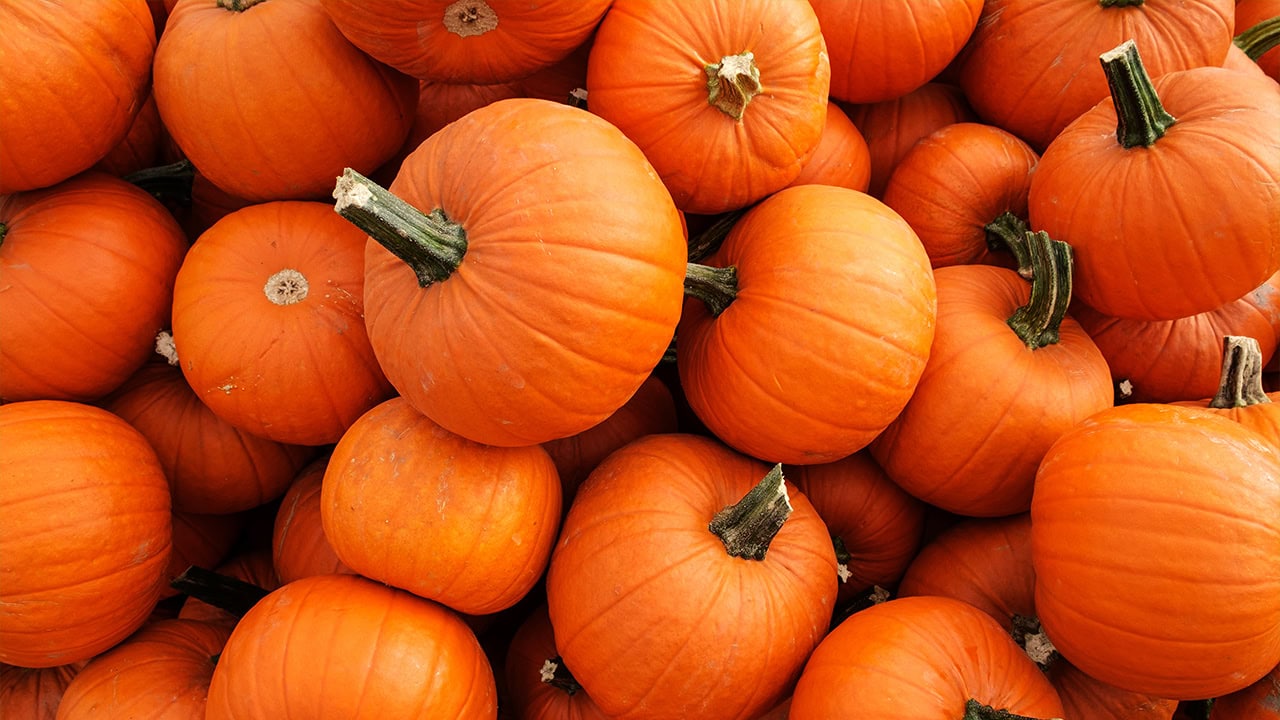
<box><xmin>272</xmin><ymin>456</ymin><xmax>353</xmax><ymax>585</ymax></box>
<box><xmin>783</xmin><ymin>101</ymin><xmax>871</xmax><ymax>193</ymax></box>
<box><xmin>0</xmin><ymin>401</ymin><xmax>172</xmax><ymax>668</ymax></box>
<box><xmin>504</xmin><ymin>605</ymin><xmax>609</xmax><ymax>720</ymax></box>
<box><xmin>205</xmin><ymin>573</ymin><xmax>497</xmax><ymax>719</ymax></box>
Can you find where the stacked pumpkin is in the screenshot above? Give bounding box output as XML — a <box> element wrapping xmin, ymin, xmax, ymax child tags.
<box><xmin>2</xmin><ymin>0</ymin><xmax>1280</xmax><ymax>719</ymax></box>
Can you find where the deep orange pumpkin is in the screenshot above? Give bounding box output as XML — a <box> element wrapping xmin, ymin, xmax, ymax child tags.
<box><xmin>504</xmin><ymin>605</ymin><xmax>609</xmax><ymax>720</ymax></box>
<box><xmin>0</xmin><ymin>172</ymin><xmax>188</xmax><ymax>403</ymax></box>
<box><xmin>585</xmin><ymin>0</ymin><xmax>831</xmax><ymax>214</ymax></box>
<box><xmin>1032</xmin><ymin>403</ymin><xmax>1280</xmax><ymax>699</ymax></box>
<box><xmin>0</xmin><ymin>662</ymin><xmax>84</xmax><ymax>720</ymax></box>
<box><xmin>0</xmin><ymin>401</ymin><xmax>172</xmax><ymax>668</ymax></box>
<box><xmin>153</xmin><ymin>0</ymin><xmax>418</xmax><ymax>202</ymax></box>
<box><xmin>272</xmin><ymin>457</ymin><xmax>353</xmax><ymax>585</ymax></box>
<box><xmin>344</xmin><ymin>98</ymin><xmax>687</xmax><ymax>447</ymax></box>
<box><xmin>172</xmin><ymin>200</ymin><xmax>394</xmax><ymax>446</ymax></box>
<box><xmin>0</xmin><ymin>0</ymin><xmax>155</xmax><ymax>194</ymax></box>
<box><xmin>546</xmin><ymin>433</ymin><xmax>837</xmax><ymax>720</ymax></box>
<box><xmin>783</xmin><ymin>101</ymin><xmax>872</xmax><ymax>193</ymax></box>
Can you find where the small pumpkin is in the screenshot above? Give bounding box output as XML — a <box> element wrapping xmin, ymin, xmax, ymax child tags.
<box><xmin>784</xmin><ymin>101</ymin><xmax>872</xmax><ymax>193</ymax></box>
<box><xmin>504</xmin><ymin>605</ymin><xmax>609</xmax><ymax>720</ymax></box>
<box><xmin>272</xmin><ymin>456</ymin><xmax>354</xmax><ymax>585</ymax></box>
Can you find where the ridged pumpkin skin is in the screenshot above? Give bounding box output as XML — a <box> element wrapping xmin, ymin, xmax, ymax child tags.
<box><xmin>363</xmin><ymin>98</ymin><xmax>687</xmax><ymax>447</ymax></box>
<box><xmin>272</xmin><ymin>457</ymin><xmax>353</xmax><ymax>584</ymax></box>
<box><xmin>0</xmin><ymin>662</ymin><xmax>83</xmax><ymax>720</ymax></box>
<box><xmin>0</xmin><ymin>173</ymin><xmax>188</xmax><ymax>403</ymax></box>
<box><xmin>205</xmin><ymin>574</ymin><xmax>497</xmax><ymax>719</ymax></box>
<box><xmin>0</xmin><ymin>401</ymin><xmax>172</xmax><ymax>668</ymax></box>
<box><xmin>56</xmin><ymin>619</ymin><xmax>230</xmax><ymax>720</ymax></box>
<box><xmin>546</xmin><ymin>434</ymin><xmax>837</xmax><ymax>720</ymax></box>
<box><xmin>956</xmin><ymin>0</ymin><xmax>1235</xmax><ymax>151</ymax></box>
<box><xmin>784</xmin><ymin>101</ymin><xmax>871</xmax><ymax>193</ymax></box>
<box><xmin>586</xmin><ymin>0</ymin><xmax>831</xmax><ymax>214</ymax></box>
<box><xmin>1032</xmin><ymin>404</ymin><xmax>1280</xmax><ymax>699</ymax></box>
<box><xmin>172</xmin><ymin>201</ymin><xmax>393</xmax><ymax>446</ymax></box>
<box><xmin>1028</xmin><ymin>64</ymin><xmax>1280</xmax><ymax>321</ymax></box>
<box><xmin>790</xmin><ymin>596</ymin><xmax>1065</xmax><ymax>719</ymax></box>
<box><xmin>679</xmin><ymin>184</ymin><xmax>937</xmax><ymax>465</ymax></box>
<box><xmin>504</xmin><ymin>606</ymin><xmax>610</xmax><ymax>720</ymax></box>
<box><xmin>320</xmin><ymin>0</ymin><xmax>610</xmax><ymax>84</ymax></box>
<box><xmin>154</xmin><ymin>0</ymin><xmax>417</xmax><ymax>202</ymax></box>
<box><xmin>0</xmin><ymin>0</ymin><xmax>155</xmax><ymax>194</ymax></box>
<box><xmin>322</xmin><ymin>398</ymin><xmax>562</xmax><ymax>615</ymax></box>
<box><xmin>1048</xmin><ymin>662</ymin><xmax>1179</xmax><ymax>720</ymax></box>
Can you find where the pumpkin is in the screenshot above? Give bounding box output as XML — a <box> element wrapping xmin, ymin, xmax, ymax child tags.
<box><xmin>337</xmin><ymin>98</ymin><xmax>687</xmax><ymax>447</ymax></box>
<box><xmin>172</xmin><ymin>200</ymin><xmax>394</xmax><ymax>446</ymax></box>
<box><xmin>103</xmin><ymin>360</ymin><xmax>316</xmax><ymax>514</ymax></box>
<box><xmin>545</xmin><ymin>433</ymin><xmax>837</xmax><ymax>720</ymax></box>
<box><xmin>1032</xmin><ymin>403</ymin><xmax>1280</xmax><ymax>699</ymax></box>
<box><xmin>321</xmin><ymin>397</ymin><xmax>562</xmax><ymax>615</ymax></box>
<box><xmin>1028</xmin><ymin>40</ymin><xmax>1280</xmax><ymax>321</ymax></box>
<box><xmin>1173</xmin><ymin>336</ymin><xmax>1280</xmax><ymax>450</ymax></box>
<box><xmin>1211</xmin><ymin>664</ymin><xmax>1280</xmax><ymax>719</ymax></box>
<box><xmin>0</xmin><ymin>401</ymin><xmax>172</xmax><ymax>668</ymax></box>
<box><xmin>1235</xmin><ymin>1</ymin><xmax>1280</xmax><ymax>82</ymax></box>
<box><xmin>0</xmin><ymin>662</ymin><xmax>84</xmax><ymax>720</ymax></box>
<box><xmin>153</xmin><ymin>0</ymin><xmax>418</xmax><ymax>202</ymax></box>
<box><xmin>93</xmin><ymin>91</ymin><xmax>166</xmax><ymax>178</ymax></box>
<box><xmin>784</xmin><ymin>101</ymin><xmax>872</xmax><ymax>193</ymax></box>
<box><xmin>504</xmin><ymin>605</ymin><xmax>609</xmax><ymax>720</ymax></box>
<box><xmin>205</xmin><ymin>573</ymin><xmax>497</xmax><ymax>719</ymax></box>
<box><xmin>0</xmin><ymin>0</ymin><xmax>155</xmax><ymax>194</ymax></box>
<box><xmin>679</xmin><ymin>184</ymin><xmax>937</xmax><ymax>465</ymax></box>
<box><xmin>55</xmin><ymin>618</ymin><xmax>230</xmax><ymax>720</ymax></box>
<box><xmin>810</xmin><ymin>0</ymin><xmax>983</xmax><ymax>104</ymax></box>
<box><xmin>789</xmin><ymin>595</ymin><xmax>1065</xmax><ymax>719</ymax></box>
<box><xmin>0</xmin><ymin>172</ymin><xmax>188</xmax><ymax>403</ymax></box>
<box><xmin>272</xmin><ymin>456</ymin><xmax>354</xmax><ymax>585</ymax></box>
<box><xmin>1049</xmin><ymin>662</ymin><xmax>1180</xmax><ymax>720</ymax></box>
<box><xmin>584</xmin><ymin>0</ymin><xmax>831</xmax><ymax>214</ymax></box>
<box><xmin>881</xmin><ymin>122</ymin><xmax>1040</xmax><ymax>270</ymax></box>
<box><xmin>871</xmin><ymin>232</ymin><xmax>1114</xmax><ymax>517</ymax></box>
<box><xmin>956</xmin><ymin>0</ymin><xmax>1235</xmax><ymax>151</ymax></box>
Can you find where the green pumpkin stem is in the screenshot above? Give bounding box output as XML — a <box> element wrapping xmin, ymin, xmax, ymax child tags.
<box><xmin>1011</xmin><ymin>613</ymin><xmax>1061</xmax><ymax>671</ymax></box>
<box><xmin>684</xmin><ymin>262</ymin><xmax>739</xmax><ymax>317</ymax></box>
<box><xmin>963</xmin><ymin>699</ymin><xmax>1060</xmax><ymax>720</ymax></box>
<box><xmin>1100</xmin><ymin>40</ymin><xmax>1177</xmax><ymax>148</ymax></box>
<box><xmin>983</xmin><ymin>211</ymin><xmax>1034</xmax><ymax>279</ymax></box>
<box><xmin>1209</xmin><ymin>336</ymin><xmax>1271</xmax><ymax>408</ymax></box>
<box><xmin>539</xmin><ymin>657</ymin><xmax>585</xmax><ymax>696</ymax></box>
<box><xmin>333</xmin><ymin>168</ymin><xmax>467</xmax><ymax>288</ymax></box>
<box><xmin>169</xmin><ymin>565</ymin><xmax>269</xmax><ymax>619</ymax></box>
<box><xmin>124</xmin><ymin>159</ymin><xmax>196</xmax><ymax>207</ymax></box>
<box><xmin>709</xmin><ymin>463</ymin><xmax>792</xmax><ymax>561</ymax></box>
<box><xmin>1006</xmin><ymin>231</ymin><xmax>1074</xmax><ymax>350</ymax></box>
<box><xmin>1235</xmin><ymin>16</ymin><xmax>1280</xmax><ymax>62</ymax></box>
<box><xmin>217</xmin><ymin>0</ymin><xmax>266</xmax><ymax>10</ymax></box>
<box><xmin>705</xmin><ymin>52</ymin><xmax>762</xmax><ymax>121</ymax></box>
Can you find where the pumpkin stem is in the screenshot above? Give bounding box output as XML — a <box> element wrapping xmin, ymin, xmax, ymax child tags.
<box><xmin>169</xmin><ymin>565</ymin><xmax>269</xmax><ymax>619</ymax></box>
<box><xmin>538</xmin><ymin>657</ymin><xmax>585</xmax><ymax>696</ymax></box>
<box><xmin>1011</xmin><ymin>614</ymin><xmax>1061</xmax><ymax>671</ymax></box>
<box><xmin>1209</xmin><ymin>336</ymin><xmax>1271</xmax><ymax>408</ymax></box>
<box><xmin>983</xmin><ymin>211</ymin><xmax>1034</xmax><ymax>279</ymax></box>
<box><xmin>1006</xmin><ymin>231</ymin><xmax>1074</xmax><ymax>350</ymax></box>
<box><xmin>684</xmin><ymin>262</ymin><xmax>739</xmax><ymax>317</ymax></box>
<box><xmin>963</xmin><ymin>699</ymin><xmax>1061</xmax><ymax>720</ymax></box>
<box><xmin>217</xmin><ymin>0</ymin><xmax>266</xmax><ymax>10</ymax></box>
<box><xmin>1235</xmin><ymin>16</ymin><xmax>1280</xmax><ymax>63</ymax></box>
<box><xmin>832</xmin><ymin>534</ymin><xmax>853</xmax><ymax>584</ymax></box>
<box><xmin>709</xmin><ymin>463</ymin><xmax>792</xmax><ymax>561</ymax></box>
<box><xmin>124</xmin><ymin>159</ymin><xmax>196</xmax><ymax>207</ymax></box>
<box><xmin>333</xmin><ymin>168</ymin><xmax>467</xmax><ymax>288</ymax></box>
<box><xmin>0</xmin><ymin>222</ymin><xmax>7</xmax><ymax>247</ymax></box>
<box><xmin>1098</xmin><ymin>0</ymin><xmax>1143</xmax><ymax>7</ymax></box>
<box><xmin>687</xmin><ymin>208</ymin><xmax>747</xmax><ymax>263</ymax></box>
<box><xmin>705</xmin><ymin>52</ymin><xmax>762</xmax><ymax>121</ymax></box>
<box><xmin>263</xmin><ymin>269</ymin><xmax>309</xmax><ymax>306</ymax></box>
<box><xmin>443</xmin><ymin>0</ymin><xmax>498</xmax><ymax>38</ymax></box>
<box><xmin>1177</xmin><ymin>700</ymin><xmax>1214</xmax><ymax>720</ymax></box>
<box><xmin>1100</xmin><ymin>40</ymin><xmax>1177</xmax><ymax>149</ymax></box>
<box><xmin>155</xmin><ymin>330</ymin><xmax>180</xmax><ymax>366</ymax></box>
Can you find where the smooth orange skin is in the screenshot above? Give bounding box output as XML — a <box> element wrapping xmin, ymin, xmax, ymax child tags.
<box><xmin>790</xmin><ymin>596</ymin><xmax>1065</xmax><ymax>719</ymax></box>
<box><xmin>679</xmin><ymin>184</ymin><xmax>937</xmax><ymax>465</ymax></box>
<box><xmin>172</xmin><ymin>201</ymin><xmax>393</xmax><ymax>446</ymax></box>
<box><xmin>957</xmin><ymin>0</ymin><xmax>1235</xmax><ymax>152</ymax></box>
<box><xmin>546</xmin><ymin>434</ymin><xmax>837</xmax><ymax>720</ymax></box>
<box><xmin>0</xmin><ymin>401</ymin><xmax>172</xmax><ymax>668</ymax></box>
<box><xmin>0</xmin><ymin>0</ymin><xmax>155</xmax><ymax>194</ymax></box>
<box><xmin>205</xmin><ymin>574</ymin><xmax>497</xmax><ymax>719</ymax></box>
<box><xmin>1029</xmin><ymin>65</ymin><xmax>1280</xmax><ymax>321</ymax></box>
<box><xmin>272</xmin><ymin>457</ymin><xmax>353</xmax><ymax>585</ymax></box>
<box><xmin>586</xmin><ymin>0</ymin><xmax>831</xmax><ymax>214</ymax></box>
<box><xmin>784</xmin><ymin>101</ymin><xmax>872</xmax><ymax>193</ymax></box>
<box><xmin>0</xmin><ymin>173</ymin><xmax>188</xmax><ymax>403</ymax></box>
<box><xmin>503</xmin><ymin>606</ymin><xmax>610</xmax><ymax>720</ymax></box>
<box><xmin>154</xmin><ymin>0</ymin><xmax>417</xmax><ymax>202</ymax></box>
<box><xmin>0</xmin><ymin>662</ymin><xmax>83</xmax><ymax>720</ymax></box>
<box><xmin>1032</xmin><ymin>404</ymin><xmax>1280</xmax><ymax>699</ymax></box>
<box><xmin>322</xmin><ymin>398</ymin><xmax>562</xmax><ymax>616</ymax></box>
<box><xmin>883</xmin><ymin>122</ymin><xmax>1040</xmax><ymax>269</ymax></box>
<box><xmin>56</xmin><ymin>619</ymin><xmax>230</xmax><ymax>720</ymax></box>
<box><xmin>365</xmin><ymin>98</ymin><xmax>687</xmax><ymax>448</ymax></box>
<box><xmin>871</xmin><ymin>264</ymin><xmax>1114</xmax><ymax>517</ymax></box>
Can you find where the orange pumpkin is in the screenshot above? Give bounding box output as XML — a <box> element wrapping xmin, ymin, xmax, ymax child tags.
<box><xmin>504</xmin><ymin>606</ymin><xmax>609</xmax><ymax>720</ymax></box>
<box><xmin>272</xmin><ymin>457</ymin><xmax>354</xmax><ymax>585</ymax></box>
<box><xmin>784</xmin><ymin>101</ymin><xmax>872</xmax><ymax>193</ymax></box>
<box><xmin>0</xmin><ymin>662</ymin><xmax>84</xmax><ymax>720</ymax></box>
<box><xmin>1174</xmin><ymin>335</ymin><xmax>1280</xmax><ymax>450</ymax></box>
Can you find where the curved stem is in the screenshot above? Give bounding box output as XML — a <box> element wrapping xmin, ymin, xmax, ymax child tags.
<box><xmin>539</xmin><ymin>657</ymin><xmax>585</xmax><ymax>696</ymax></box>
<box><xmin>709</xmin><ymin>464</ymin><xmax>792</xmax><ymax>561</ymax></box>
<box><xmin>1209</xmin><ymin>336</ymin><xmax>1271</xmax><ymax>408</ymax></box>
<box><xmin>1006</xmin><ymin>231</ymin><xmax>1074</xmax><ymax>350</ymax></box>
<box><xmin>964</xmin><ymin>699</ymin><xmax>1060</xmax><ymax>720</ymax></box>
<box><xmin>1100</xmin><ymin>40</ymin><xmax>1176</xmax><ymax>148</ymax></box>
<box><xmin>1235</xmin><ymin>16</ymin><xmax>1280</xmax><ymax>62</ymax></box>
<box><xmin>687</xmin><ymin>208</ymin><xmax>747</xmax><ymax>263</ymax></box>
<box><xmin>984</xmin><ymin>211</ymin><xmax>1033</xmax><ymax>279</ymax></box>
<box><xmin>169</xmin><ymin>566</ymin><xmax>269</xmax><ymax>619</ymax></box>
<box><xmin>684</xmin><ymin>262</ymin><xmax>738</xmax><ymax>317</ymax></box>
<box><xmin>705</xmin><ymin>52</ymin><xmax>761</xmax><ymax>121</ymax></box>
<box><xmin>124</xmin><ymin>159</ymin><xmax>196</xmax><ymax>207</ymax></box>
<box><xmin>333</xmin><ymin>168</ymin><xmax>466</xmax><ymax>288</ymax></box>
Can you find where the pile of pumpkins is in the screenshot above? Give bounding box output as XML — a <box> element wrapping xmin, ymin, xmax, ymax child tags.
<box><xmin>3</xmin><ymin>0</ymin><xmax>1280</xmax><ymax>718</ymax></box>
